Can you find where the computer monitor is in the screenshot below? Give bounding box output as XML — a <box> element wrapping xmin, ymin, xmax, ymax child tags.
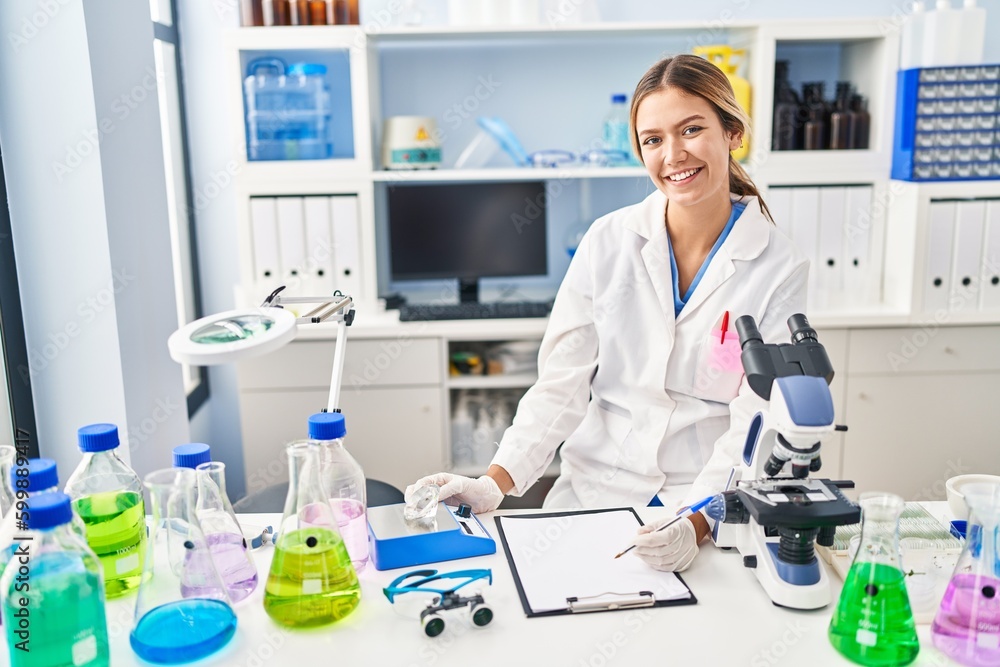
<box><xmin>387</xmin><ymin>181</ymin><xmax>548</xmax><ymax>303</ymax></box>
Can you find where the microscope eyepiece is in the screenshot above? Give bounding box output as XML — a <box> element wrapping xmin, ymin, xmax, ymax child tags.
<box><xmin>736</xmin><ymin>315</ymin><xmax>763</xmax><ymax>350</ymax></box>
<box><xmin>787</xmin><ymin>314</ymin><xmax>818</xmax><ymax>345</ymax></box>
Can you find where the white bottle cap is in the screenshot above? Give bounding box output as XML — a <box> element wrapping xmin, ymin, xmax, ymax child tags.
<box><xmin>963</xmin><ymin>0</ymin><xmax>977</xmax><ymax>7</ymax></box>
<box><xmin>935</xmin><ymin>0</ymin><xmax>951</xmax><ymax>9</ymax></box>
<box><xmin>912</xmin><ymin>0</ymin><xmax>925</xmax><ymax>11</ymax></box>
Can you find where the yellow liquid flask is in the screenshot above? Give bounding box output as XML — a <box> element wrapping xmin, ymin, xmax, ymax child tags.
<box><xmin>693</xmin><ymin>45</ymin><xmax>751</xmax><ymax>162</ymax></box>
<box><xmin>829</xmin><ymin>492</ymin><xmax>920</xmax><ymax>666</ymax></box>
<box><xmin>130</xmin><ymin>468</ymin><xmax>237</xmax><ymax>664</ymax></box>
<box><xmin>263</xmin><ymin>442</ymin><xmax>361</xmax><ymax>628</ymax></box>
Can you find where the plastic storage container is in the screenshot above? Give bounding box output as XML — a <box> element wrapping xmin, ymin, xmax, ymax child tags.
<box><xmin>310</xmin><ymin>412</ymin><xmax>369</xmax><ymax>571</ymax></box>
<box><xmin>693</xmin><ymin>46</ymin><xmax>751</xmax><ymax>161</ymax></box>
<box><xmin>63</xmin><ymin>424</ymin><xmax>148</xmax><ymax>599</ymax></box>
<box><xmin>244</xmin><ymin>59</ymin><xmax>332</xmax><ymax>161</ymax></box>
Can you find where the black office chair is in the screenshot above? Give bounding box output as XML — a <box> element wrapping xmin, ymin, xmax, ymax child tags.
<box><xmin>233</xmin><ymin>478</ymin><xmax>405</xmax><ymax>513</ymax></box>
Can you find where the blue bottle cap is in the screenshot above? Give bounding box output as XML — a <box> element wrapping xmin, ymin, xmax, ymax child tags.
<box><xmin>612</xmin><ymin>93</ymin><xmax>627</xmax><ymax>104</ymax></box>
<box><xmin>173</xmin><ymin>443</ymin><xmax>212</xmax><ymax>469</ymax></box>
<box><xmin>26</xmin><ymin>492</ymin><xmax>74</xmax><ymax>530</ymax></box>
<box><xmin>287</xmin><ymin>63</ymin><xmax>327</xmax><ymax>76</ymax></box>
<box><xmin>308</xmin><ymin>412</ymin><xmax>346</xmax><ymax>440</ymax></box>
<box><xmin>10</xmin><ymin>458</ymin><xmax>59</xmax><ymax>493</ymax></box>
<box><xmin>77</xmin><ymin>423</ymin><xmax>120</xmax><ymax>452</ymax></box>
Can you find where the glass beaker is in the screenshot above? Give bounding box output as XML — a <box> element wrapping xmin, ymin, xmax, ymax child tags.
<box><xmin>931</xmin><ymin>482</ymin><xmax>1000</xmax><ymax>666</ymax></box>
<box><xmin>829</xmin><ymin>492</ymin><xmax>920</xmax><ymax>666</ymax></box>
<box><xmin>195</xmin><ymin>461</ymin><xmax>258</xmax><ymax>602</ymax></box>
<box><xmin>263</xmin><ymin>442</ymin><xmax>360</xmax><ymax>628</ymax></box>
<box><xmin>130</xmin><ymin>468</ymin><xmax>237</xmax><ymax>664</ymax></box>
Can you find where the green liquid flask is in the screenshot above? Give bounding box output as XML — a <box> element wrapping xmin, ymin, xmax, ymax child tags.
<box><xmin>2</xmin><ymin>492</ymin><xmax>109</xmax><ymax>667</ymax></box>
<box><xmin>263</xmin><ymin>442</ymin><xmax>361</xmax><ymax>628</ymax></box>
<box><xmin>64</xmin><ymin>424</ymin><xmax>148</xmax><ymax>599</ymax></box>
<box><xmin>829</xmin><ymin>492</ymin><xmax>920</xmax><ymax>666</ymax></box>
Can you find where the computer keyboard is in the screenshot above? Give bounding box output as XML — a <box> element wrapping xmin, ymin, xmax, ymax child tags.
<box><xmin>398</xmin><ymin>301</ymin><xmax>553</xmax><ymax>321</ymax></box>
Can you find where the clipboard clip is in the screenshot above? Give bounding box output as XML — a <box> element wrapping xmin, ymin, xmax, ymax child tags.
<box><xmin>565</xmin><ymin>591</ymin><xmax>656</xmax><ymax>613</ymax></box>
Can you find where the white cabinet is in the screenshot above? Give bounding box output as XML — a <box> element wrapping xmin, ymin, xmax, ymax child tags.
<box><xmin>237</xmin><ymin>336</ymin><xmax>446</xmax><ymax>493</ymax></box>
<box><xmin>840</xmin><ymin>326</ymin><xmax>1000</xmax><ymax>500</ymax></box>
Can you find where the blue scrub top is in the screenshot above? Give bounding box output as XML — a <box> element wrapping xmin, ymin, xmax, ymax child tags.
<box><xmin>668</xmin><ymin>200</ymin><xmax>747</xmax><ymax>317</ymax></box>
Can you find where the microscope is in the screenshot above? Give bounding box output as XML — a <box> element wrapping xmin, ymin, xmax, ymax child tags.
<box><xmin>709</xmin><ymin>314</ymin><xmax>860</xmax><ymax>610</ymax></box>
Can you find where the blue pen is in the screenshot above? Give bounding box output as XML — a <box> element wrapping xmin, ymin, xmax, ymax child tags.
<box><xmin>613</xmin><ymin>494</ymin><xmax>717</xmax><ymax>559</ymax></box>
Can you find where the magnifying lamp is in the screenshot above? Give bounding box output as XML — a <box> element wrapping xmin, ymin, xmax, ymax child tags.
<box><xmin>167</xmin><ymin>286</ymin><xmax>355</xmax><ymax>412</ymax></box>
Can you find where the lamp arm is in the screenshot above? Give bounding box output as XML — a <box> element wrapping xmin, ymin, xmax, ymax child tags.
<box><xmin>328</xmin><ymin>316</ymin><xmax>348</xmax><ymax>413</ymax></box>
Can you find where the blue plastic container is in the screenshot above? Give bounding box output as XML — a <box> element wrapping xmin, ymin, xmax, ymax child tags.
<box><xmin>244</xmin><ymin>59</ymin><xmax>332</xmax><ymax>161</ymax></box>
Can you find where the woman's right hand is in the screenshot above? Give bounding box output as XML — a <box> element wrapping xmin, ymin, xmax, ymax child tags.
<box><xmin>405</xmin><ymin>472</ymin><xmax>505</xmax><ymax>514</ymax></box>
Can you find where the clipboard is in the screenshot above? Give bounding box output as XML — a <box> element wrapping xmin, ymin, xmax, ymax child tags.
<box><xmin>494</xmin><ymin>508</ymin><xmax>697</xmax><ymax>617</ymax></box>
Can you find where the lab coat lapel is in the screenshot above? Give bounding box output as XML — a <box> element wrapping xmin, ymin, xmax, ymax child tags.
<box><xmin>627</xmin><ymin>191</ymin><xmax>676</xmax><ymax>332</ymax></box>
<box><xmin>674</xmin><ymin>251</ymin><xmax>735</xmax><ymax>325</ymax></box>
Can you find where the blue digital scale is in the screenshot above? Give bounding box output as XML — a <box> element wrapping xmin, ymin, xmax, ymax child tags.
<box><xmin>367</xmin><ymin>503</ymin><xmax>496</xmax><ymax>571</ymax></box>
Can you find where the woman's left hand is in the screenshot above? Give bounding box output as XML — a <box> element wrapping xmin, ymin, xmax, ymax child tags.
<box><xmin>631</xmin><ymin>517</ymin><xmax>699</xmax><ymax>572</ymax></box>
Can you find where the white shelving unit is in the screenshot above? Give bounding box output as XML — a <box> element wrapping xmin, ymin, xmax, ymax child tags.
<box><xmin>227</xmin><ymin>18</ymin><xmax>1000</xmax><ymax>497</ymax></box>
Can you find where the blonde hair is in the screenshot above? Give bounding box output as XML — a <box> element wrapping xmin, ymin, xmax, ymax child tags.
<box><xmin>629</xmin><ymin>54</ymin><xmax>772</xmax><ymax>223</ymax></box>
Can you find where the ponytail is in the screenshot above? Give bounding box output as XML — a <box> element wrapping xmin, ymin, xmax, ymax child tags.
<box><xmin>729</xmin><ymin>155</ymin><xmax>773</xmax><ymax>224</ymax></box>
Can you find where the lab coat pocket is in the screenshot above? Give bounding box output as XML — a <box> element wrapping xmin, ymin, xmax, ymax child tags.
<box><xmin>595</xmin><ymin>399</ymin><xmax>632</xmax><ymax>444</ymax></box>
<box><xmin>692</xmin><ymin>330</ymin><xmax>744</xmax><ymax>403</ymax></box>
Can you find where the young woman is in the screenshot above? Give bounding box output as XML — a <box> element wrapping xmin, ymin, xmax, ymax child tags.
<box><xmin>408</xmin><ymin>54</ymin><xmax>808</xmax><ymax>572</ymax></box>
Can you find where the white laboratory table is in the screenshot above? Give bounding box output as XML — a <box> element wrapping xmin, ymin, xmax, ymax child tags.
<box><xmin>11</xmin><ymin>504</ymin><xmax>964</xmax><ymax>667</ymax></box>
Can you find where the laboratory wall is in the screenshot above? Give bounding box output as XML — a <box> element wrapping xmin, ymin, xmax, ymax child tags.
<box><xmin>177</xmin><ymin>0</ymin><xmax>1000</xmax><ymax>501</ymax></box>
<box><xmin>0</xmin><ymin>0</ymin><xmax>190</xmax><ymax>483</ymax></box>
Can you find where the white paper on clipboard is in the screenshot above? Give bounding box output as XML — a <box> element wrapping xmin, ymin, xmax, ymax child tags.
<box><xmin>496</xmin><ymin>509</ymin><xmax>693</xmax><ymax>614</ymax></box>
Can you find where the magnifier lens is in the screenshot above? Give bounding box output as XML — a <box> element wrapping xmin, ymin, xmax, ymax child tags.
<box><xmin>191</xmin><ymin>315</ymin><xmax>276</xmax><ymax>345</ymax></box>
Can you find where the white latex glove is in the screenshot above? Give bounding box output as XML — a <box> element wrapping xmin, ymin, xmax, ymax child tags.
<box><xmin>631</xmin><ymin>517</ymin><xmax>700</xmax><ymax>572</ymax></box>
<box><xmin>405</xmin><ymin>473</ymin><xmax>504</xmax><ymax>515</ymax></box>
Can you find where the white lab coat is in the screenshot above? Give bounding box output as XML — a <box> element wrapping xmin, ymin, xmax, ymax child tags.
<box><xmin>491</xmin><ymin>190</ymin><xmax>809</xmax><ymax>510</ymax></box>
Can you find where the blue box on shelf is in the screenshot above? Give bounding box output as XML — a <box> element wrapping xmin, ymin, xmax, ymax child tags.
<box><xmin>891</xmin><ymin>64</ymin><xmax>1000</xmax><ymax>182</ymax></box>
<box><xmin>244</xmin><ymin>58</ymin><xmax>333</xmax><ymax>161</ymax></box>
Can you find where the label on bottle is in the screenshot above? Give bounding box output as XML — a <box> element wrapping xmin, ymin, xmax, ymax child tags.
<box><xmin>854</xmin><ymin>628</ymin><xmax>877</xmax><ymax>647</ymax></box>
<box><xmin>73</xmin><ymin>634</ymin><xmax>98</xmax><ymax>666</ymax></box>
<box><xmin>302</xmin><ymin>579</ymin><xmax>322</xmax><ymax>595</ymax></box>
<box><xmin>116</xmin><ymin>553</ymin><xmax>139</xmax><ymax>575</ymax></box>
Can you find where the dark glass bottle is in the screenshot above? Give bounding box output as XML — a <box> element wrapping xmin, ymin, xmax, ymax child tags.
<box><xmin>849</xmin><ymin>94</ymin><xmax>871</xmax><ymax>150</ymax></box>
<box><xmin>829</xmin><ymin>82</ymin><xmax>853</xmax><ymax>150</ymax></box>
<box><xmin>273</xmin><ymin>0</ymin><xmax>291</xmax><ymax>25</ymax></box>
<box><xmin>803</xmin><ymin>82</ymin><xmax>829</xmax><ymax>150</ymax></box>
<box><xmin>772</xmin><ymin>61</ymin><xmax>803</xmax><ymax>151</ymax></box>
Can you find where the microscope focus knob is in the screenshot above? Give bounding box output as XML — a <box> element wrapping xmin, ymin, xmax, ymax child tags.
<box><xmin>456</xmin><ymin>503</ymin><xmax>472</xmax><ymax>518</ymax></box>
<box><xmin>743</xmin><ymin>555</ymin><xmax>757</xmax><ymax>569</ymax></box>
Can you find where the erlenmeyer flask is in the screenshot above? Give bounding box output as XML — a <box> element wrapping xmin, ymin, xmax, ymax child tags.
<box><xmin>195</xmin><ymin>461</ymin><xmax>258</xmax><ymax>602</ymax></box>
<box><xmin>263</xmin><ymin>442</ymin><xmax>360</xmax><ymax>628</ymax></box>
<box><xmin>130</xmin><ymin>468</ymin><xmax>237</xmax><ymax>664</ymax></box>
<box><xmin>829</xmin><ymin>492</ymin><xmax>920</xmax><ymax>666</ymax></box>
<box><xmin>932</xmin><ymin>482</ymin><xmax>1000</xmax><ymax>666</ymax></box>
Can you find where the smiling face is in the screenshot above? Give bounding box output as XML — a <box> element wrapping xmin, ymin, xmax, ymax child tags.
<box><xmin>635</xmin><ymin>87</ymin><xmax>742</xmax><ymax>209</ymax></box>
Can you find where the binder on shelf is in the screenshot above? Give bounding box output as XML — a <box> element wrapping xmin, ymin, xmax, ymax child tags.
<box><xmin>950</xmin><ymin>200</ymin><xmax>986</xmax><ymax>314</ymax></box>
<box><xmin>789</xmin><ymin>188</ymin><xmax>820</xmax><ymax>296</ymax></box>
<box><xmin>303</xmin><ymin>196</ymin><xmax>336</xmax><ymax>296</ymax></box>
<box><xmin>249</xmin><ymin>197</ymin><xmax>281</xmax><ymax>291</ymax></box>
<box><xmin>815</xmin><ymin>187</ymin><xmax>847</xmax><ymax>309</ymax></box>
<box><xmin>331</xmin><ymin>195</ymin><xmax>362</xmax><ymax>300</ymax></box>
<box><xmin>766</xmin><ymin>186</ymin><xmax>793</xmax><ymax>238</ymax></box>
<box><xmin>494</xmin><ymin>508</ymin><xmax>696</xmax><ymax>618</ymax></box>
<box><xmin>843</xmin><ymin>186</ymin><xmax>875</xmax><ymax>303</ymax></box>
<box><xmin>923</xmin><ymin>201</ymin><xmax>955</xmax><ymax>313</ymax></box>
<box><xmin>276</xmin><ymin>197</ymin><xmax>307</xmax><ymax>286</ymax></box>
<box><xmin>981</xmin><ymin>200</ymin><xmax>1000</xmax><ymax>311</ymax></box>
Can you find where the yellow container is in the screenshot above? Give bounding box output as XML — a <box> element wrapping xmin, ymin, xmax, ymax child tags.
<box><xmin>693</xmin><ymin>45</ymin><xmax>751</xmax><ymax>162</ymax></box>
